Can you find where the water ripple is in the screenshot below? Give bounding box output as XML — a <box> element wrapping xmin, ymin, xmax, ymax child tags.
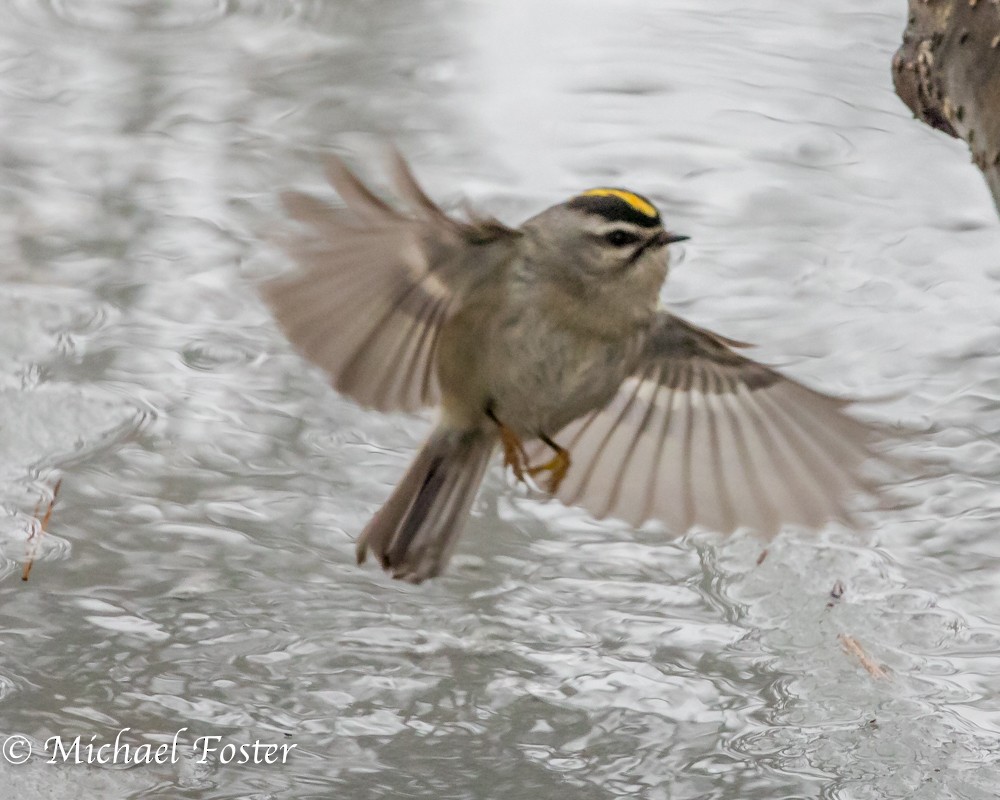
<box><xmin>12</xmin><ymin>0</ymin><xmax>230</xmax><ymax>32</ymax></box>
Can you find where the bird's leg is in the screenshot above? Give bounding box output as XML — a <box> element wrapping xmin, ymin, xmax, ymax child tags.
<box><xmin>527</xmin><ymin>433</ymin><xmax>571</xmax><ymax>494</ymax></box>
<box><xmin>486</xmin><ymin>405</ymin><xmax>528</xmax><ymax>482</ymax></box>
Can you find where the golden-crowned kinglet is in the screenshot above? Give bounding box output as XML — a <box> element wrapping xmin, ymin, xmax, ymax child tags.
<box><xmin>264</xmin><ymin>152</ymin><xmax>877</xmax><ymax>583</ymax></box>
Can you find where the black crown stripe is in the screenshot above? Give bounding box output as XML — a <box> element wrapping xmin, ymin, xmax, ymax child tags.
<box><xmin>567</xmin><ymin>189</ymin><xmax>661</xmax><ymax>228</ymax></box>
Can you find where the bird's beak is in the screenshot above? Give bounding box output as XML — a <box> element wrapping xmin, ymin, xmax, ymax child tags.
<box><xmin>659</xmin><ymin>231</ymin><xmax>690</xmax><ymax>245</ymax></box>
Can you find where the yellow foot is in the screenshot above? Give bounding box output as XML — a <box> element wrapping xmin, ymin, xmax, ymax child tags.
<box><xmin>498</xmin><ymin>424</ymin><xmax>528</xmax><ymax>483</ymax></box>
<box><xmin>487</xmin><ymin>405</ymin><xmax>532</xmax><ymax>484</ymax></box>
<box><xmin>528</xmin><ymin>447</ymin><xmax>571</xmax><ymax>494</ymax></box>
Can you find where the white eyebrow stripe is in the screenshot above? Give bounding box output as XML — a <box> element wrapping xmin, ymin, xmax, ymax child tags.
<box><xmin>592</xmin><ymin>221</ymin><xmax>659</xmax><ymax>237</ymax></box>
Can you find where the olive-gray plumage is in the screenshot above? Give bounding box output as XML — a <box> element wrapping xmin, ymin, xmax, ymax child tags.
<box><xmin>263</xmin><ymin>152</ymin><xmax>875</xmax><ymax>582</ymax></box>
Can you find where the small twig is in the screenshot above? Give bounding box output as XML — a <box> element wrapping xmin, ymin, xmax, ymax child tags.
<box><xmin>755</xmin><ymin>548</ymin><xmax>769</xmax><ymax>565</ymax></box>
<box><xmin>22</xmin><ymin>479</ymin><xmax>62</xmax><ymax>582</ymax></box>
<box><xmin>838</xmin><ymin>633</ymin><xmax>889</xmax><ymax>680</ymax></box>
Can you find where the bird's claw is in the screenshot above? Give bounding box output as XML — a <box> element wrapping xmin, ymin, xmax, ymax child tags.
<box><xmin>490</xmin><ymin>410</ymin><xmax>570</xmax><ymax>493</ymax></box>
<box><xmin>527</xmin><ymin>449</ymin><xmax>571</xmax><ymax>494</ymax></box>
<box><xmin>499</xmin><ymin>424</ymin><xmax>529</xmax><ymax>482</ymax></box>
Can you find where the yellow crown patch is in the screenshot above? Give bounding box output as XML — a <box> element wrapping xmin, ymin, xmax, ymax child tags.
<box><xmin>579</xmin><ymin>188</ymin><xmax>658</xmax><ymax>220</ymax></box>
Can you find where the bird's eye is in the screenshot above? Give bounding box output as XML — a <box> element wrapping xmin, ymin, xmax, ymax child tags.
<box><xmin>603</xmin><ymin>229</ymin><xmax>640</xmax><ymax>247</ymax></box>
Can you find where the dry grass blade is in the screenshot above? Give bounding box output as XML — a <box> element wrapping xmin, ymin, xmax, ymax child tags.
<box><xmin>22</xmin><ymin>478</ymin><xmax>62</xmax><ymax>582</ymax></box>
<box><xmin>838</xmin><ymin>633</ymin><xmax>889</xmax><ymax>680</ymax></box>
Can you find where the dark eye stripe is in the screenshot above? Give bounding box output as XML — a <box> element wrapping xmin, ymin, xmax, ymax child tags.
<box><xmin>604</xmin><ymin>229</ymin><xmax>641</xmax><ymax>247</ymax></box>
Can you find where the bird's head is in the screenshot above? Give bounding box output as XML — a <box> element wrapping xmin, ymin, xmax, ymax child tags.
<box><xmin>522</xmin><ymin>187</ymin><xmax>688</xmax><ymax>320</ymax></box>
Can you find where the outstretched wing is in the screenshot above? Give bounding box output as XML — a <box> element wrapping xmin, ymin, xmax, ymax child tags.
<box><xmin>528</xmin><ymin>312</ymin><xmax>878</xmax><ymax>535</ymax></box>
<box><xmin>262</xmin><ymin>151</ymin><xmax>520</xmax><ymax>412</ymax></box>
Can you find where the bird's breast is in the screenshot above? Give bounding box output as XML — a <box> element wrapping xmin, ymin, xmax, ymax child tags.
<box><xmin>475</xmin><ymin>300</ymin><xmax>634</xmax><ymax>437</ymax></box>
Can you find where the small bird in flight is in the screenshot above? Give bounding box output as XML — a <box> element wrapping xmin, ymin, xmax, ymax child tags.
<box><xmin>263</xmin><ymin>152</ymin><xmax>878</xmax><ymax>583</ymax></box>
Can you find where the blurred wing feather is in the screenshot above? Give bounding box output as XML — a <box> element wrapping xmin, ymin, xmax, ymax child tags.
<box><xmin>262</xmin><ymin>153</ymin><xmax>519</xmax><ymax>412</ymax></box>
<box><xmin>530</xmin><ymin>312</ymin><xmax>876</xmax><ymax>536</ymax></box>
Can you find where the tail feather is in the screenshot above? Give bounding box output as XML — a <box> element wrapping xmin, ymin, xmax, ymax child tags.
<box><xmin>357</xmin><ymin>428</ymin><xmax>495</xmax><ymax>583</ymax></box>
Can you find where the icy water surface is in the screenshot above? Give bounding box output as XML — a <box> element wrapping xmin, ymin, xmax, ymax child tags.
<box><xmin>2</xmin><ymin>1</ymin><xmax>1000</xmax><ymax>798</ymax></box>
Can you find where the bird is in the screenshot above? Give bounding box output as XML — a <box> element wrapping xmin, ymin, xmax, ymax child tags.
<box><xmin>262</xmin><ymin>151</ymin><xmax>877</xmax><ymax>583</ymax></box>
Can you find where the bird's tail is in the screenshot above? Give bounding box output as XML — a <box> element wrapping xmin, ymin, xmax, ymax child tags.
<box><xmin>357</xmin><ymin>427</ymin><xmax>496</xmax><ymax>583</ymax></box>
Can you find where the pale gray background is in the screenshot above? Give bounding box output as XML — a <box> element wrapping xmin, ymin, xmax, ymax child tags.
<box><xmin>1</xmin><ymin>1</ymin><xmax>999</xmax><ymax>798</ymax></box>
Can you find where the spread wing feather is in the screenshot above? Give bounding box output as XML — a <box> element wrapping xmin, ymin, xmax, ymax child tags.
<box><xmin>527</xmin><ymin>312</ymin><xmax>876</xmax><ymax>535</ymax></box>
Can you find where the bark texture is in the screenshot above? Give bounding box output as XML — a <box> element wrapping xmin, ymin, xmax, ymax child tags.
<box><xmin>893</xmin><ymin>0</ymin><xmax>1000</xmax><ymax>210</ymax></box>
